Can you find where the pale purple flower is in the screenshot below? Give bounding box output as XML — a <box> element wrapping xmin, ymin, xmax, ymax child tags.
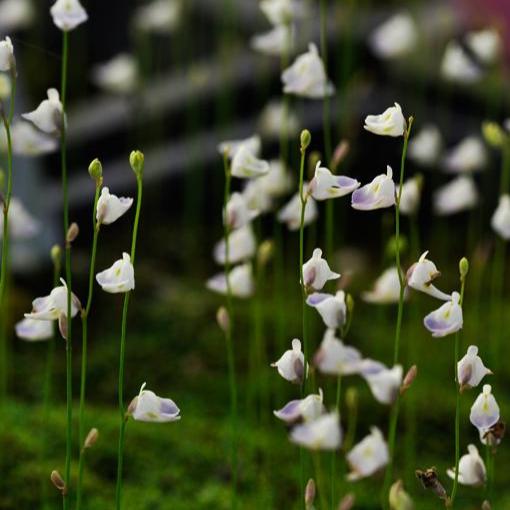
<box><xmin>130</xmin><ymin>382</ymin><xmax>180</xmax><ymax>423</ymax></box>
<box><xmin>302</xmin><ymin>248</ymin><xmax>340</xmax><ymax>291</ymax></box>
<box><xmin>308</xmin><ymin>161</ymin><xmax>360</xmax><ymax>201</ymax></box>
<box><xmin>206</xmin><ymin>263</ymin><xmax>254</xmax><ymax>298</ymax></box>
<box><xmin>364</xmin><ymin>103</ymin><xmax>406</xmax><ymax>137</ymax></box>
<box><xmin>346</xmin><ymin>427</ymin><xmax>389</xmax><ymax>480</ymax></box>
<box><xmin>314</xmin><ymin>329</ymin><xmax>362</xmax><ymax>376</ymax></box>
<box><xmin>351</xmin><ymin>166</ymin><xmax>395</xmax><ymax>211</ymax></box>
<box><xmin>271</xmin><ymin>338</ymin><xmax>306</xmax><ymax>384</ymax></box>
<box><xmin>15</xmin><ymin>317</ymin><xmax>53</xmax><ymax>341</ymax></box>
<box><xmin>306</xmin><ymin>290</ymin><xmax>346</xmax><ymax>329</ymax></box>
<box><xmin>213</xmin><ymin>225</ymin><xmax>256</xmax><ymax>265</ymax></box>
<box><xmin>24</xmin><ymin>279</ymin><xmax>80</xmax><ymax>321</ymax></box>
<box><xmin>457</xmin><ymin>345</ymin><xmax>492</xmax><ymax>390</ymax></box>
<box><xmin>274</xmin><ymin>389</ymin><xmax>324</xmax><ymax>424</ymax></box>
<box><xmin>423</xmin><ymin>291</ymin><xmax>463</xmax><ymax>338</ymax></box>
<box><xmin>406</xmin><ymin>251</ymin><xmax>450</xmax><ymax>300</ymax></box>
<box><xmin>290</xmin><ymin>412</ymin><xmax>342</xmax><ymax>450</ymax></box>
<box><xmin>446</xmin><ymin>444</ymin><xmax>486</xmax><ymax>486</ymax></box>
<box><xmin>360</xmin><ymin>360</ymin><xmax>402</xmax><ymax>405</ymax></box>
<box><xmin>470</xmin><ymin>384</ymin><xmax>500</xmax><ymax>431</ymax></box>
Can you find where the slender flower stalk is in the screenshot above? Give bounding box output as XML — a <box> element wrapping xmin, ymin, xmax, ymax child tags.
<box><xmin>115</xmin><ymin>151</ymin><xmax>144</xmax><ymax>510</ymax></box>
<box><xmin>76</xmin><ymin>171</ymin><xmax>103</xmax><ymax>510</ymax></box>
<box><xmin>41</xmin><ymin>246</ymin><xmax>61</xmax><ymax>510</ymax></box>
<box><xmin>381</xmin><ymin>117</ymin><xmax>413</xmax><ymax>506</ymax></box>
<box><xmin>0</xmin><ymin>58</ymin><xmax>17</xmax><ymax>402</ymax></box>
<box><xmin>222</xmin><ymin>153</ymin><xmax>238</xmax><ymax>509</ymax></box>
<box><xmin>450</xmin><ymin>258</ymin><xmax>469</xmax><ymax>506</ymax></box>
<box><xmin>330</xmin><ymin>375</ymin><xmax>341</xmax><ymax>509</ymax></box>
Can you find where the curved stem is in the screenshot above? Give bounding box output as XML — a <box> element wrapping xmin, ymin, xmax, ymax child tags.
<box><xmin>222</xmin><ymin>154</ymin><xmax>238</xmax><ymax>509</ymax></box>
<box><xmin>115</xmin><ymin>173</ymin><xmax>143</xmax><ymax>510</ymax></box>
<box><xmin>76</xmin><ymin>184</ymin><xmax>101</xmax><ymax>510</ymax></box>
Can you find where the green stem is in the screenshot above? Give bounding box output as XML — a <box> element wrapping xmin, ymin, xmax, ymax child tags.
<box><xmin>330</xmin><ymin>376</ymin><xmax>342</xmax><ymax>509</ymax></box>
<box><xmin>115</xmin><ymin>171</ymin><xmax>143</xmax><ymax>510</ymax></box>
<box><xmin>381</xmin><ymin>118</ymin><xmax>413</xmax><ymax>508</ymax></box>
<box><xmin>222</xmin><ymin>154</ymin><xmax>238</xmax><ymax>509</ymax></box>
<box><xmin>313</xmin><ymin>453</ymin><xmax>328</xmax><ymax>510</ymax></box>
<box><xmin>450</xmin><ymin>275</ymin><xmax>467</xmax><ymax>506</ymax></box>
<box><xmin>76</xmin><ymin>184</ymin><xmax>101</xmax><ymax>510</ymax></box>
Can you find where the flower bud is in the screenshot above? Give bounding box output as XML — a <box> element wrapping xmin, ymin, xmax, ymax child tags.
<box><xmin>84</xmin><ymin>427</ymin><xmax>99</xmax><ymax>449</ymax></box>
<box><xmin>304</xmin><ymin>478</ymin><xmax>316</xmax><ymax>508</ymax></box>
<box><xmin>50</xmin><ymin>470</ymin><xmax>67</xmax><ymax>495</ymax></box>
<box><xmin>459</xmin><ymin>257</ymin><xmax>469</xmax><ymax>279</ymax></box>
<box><xmin>331</xmin><ymin>140</ymin><xmax>350</xmax><ymax>171</ymax></box>
<box><xmin>257</xmin><ymin>239</ymin><xmax>274</xmax><ymax>268</ymax></box>
<box><xmin>345</xmin><ymin>387</ymin><xmax>358</xmax><ymax>411</ymax></box>
<box><xmin>482</xmin><ymin>500</ymin><xmax>492</xmax><ymax>510</ymax></box>
<box><xmin>129</xmin><ymin>150</ymin><xmax>144</xmax><ymax>177</ymax></box>
<box><xmin>386</xmin><ymin>234</ymin><xmax>407</xmax><ymax>259</ymax></box>
<box><xmin>216</xmin><ymin>306</ymin><xmax>230</xmax><ymax>333</ymax></box>
<box><xmin>400</xmin><ymin>365</ymin><xmax>418</xmax><ymax>395</ymax></box>
<box><xmin>482</xmin><ymin>121</ymin><xmax>505</xmax><ymax>148</ymax></box>
<box><xmin>346</xmin><ymin>293</ymin><xmax>355</xmax><ymax>316</ymax></box>
<box><xmin>389</xmin><ymin>480</ymin><xmax>414</xmax><ymax>510</ymax></box>
<box><xmin>300</xmin><ymin>129</ymin><xmax>311</xmax><ymax>151</ymax></box>
<box><xmin>88</xmin><ymin>158</ymin><xmax>103</xmax><ymax>181</ymax></box>
<box><xmin>338</xmin><ymin>493</ymin><xmax>355</xmax><ymax>510</ymax></box>
<box><xmin>51</xmin><ymin>244</ymin><xmax>62</xmax><ymax>266</ymax></box>
<box><xmin>66</xmin><ymin>222</ymin><xmax>79</xmax><ymax>244</ymax></box>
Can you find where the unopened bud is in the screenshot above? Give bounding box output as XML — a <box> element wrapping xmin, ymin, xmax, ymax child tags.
<box><xmin>331</xmin><ymin>140</ymin><xmax>350</xmax><ymax>171</ymax></box>
<box><xmin>346</xmin><ymin>294</ymin><xmax>355</xmax><ymax>316</ymax></box>
<box><xmin>129</xmin><ymin>150</ymin><xmax>144</xmax><ymax>177</ymax></box>
<box><xmin>459</xmin><ymin>257</ymin><xmax>469</xmax><ymax>279</ymax></box>
<box><xmin>216</xmin><ymin>306</ymin><xmax>230</xmax><ymax>333</ymax></box>
<box><xmin>304</xmin><ymin>478</ymin><xmax>316</xmax><ymax>508</ymax></box>
<box><xmin>300</xmin><ymin>129</ymin><xmax>311</xmax><ymax>151</ymax></box>
<box><xmin>338</xmin><ymin>493</ymin><xmax>355</xmax><ymax>510</ymax></box>
<box><xmin>50</xmin><ymin>470</ymin><xmax>67</xmax><ymax>495</ymax></box>
<box><xmin>400</xmin><ymin>365</ymin><xmax>418</xmax><ymax>395</ymax></box>
<box><xmin>50</xmin><ymin>244</ymin><xmax>61</xmax><ymax>266</ymax></box>
<box><xmin>66</xmin><ymin>222</ymin><xmax>79</xmax><ymax>244</ymax></box>
<box><xmin>257</xmin><ymin>240</ymin><xmax>274</xmax><ymax>268</ymax></box>
<box><xmin>389</xmin><ymin>480</ymin><xmax>414</xmax><ymax>510</ymax></box>
<box><xmin>345</xmin><ymin>387</ymin><xmax>358</xmax><ymax>411</ymax></box>
<box><xmin>482</xmin><ymin>500</ymin><xmax>492</xmax><ymax>510</ymax></box>
<box><xmin>84</xmin><ymin>428</ymin><xmax>99</xmax><ymax>449</ymax></box>
<box><xmin>482</xmin><ymin>121</ymin><xmax>505</xmax><ymax>148</ymax></box>
<box><xmin>88</xmin><ymin>158</ymin><xmax>103</xmax><ymax>181</ymax></box>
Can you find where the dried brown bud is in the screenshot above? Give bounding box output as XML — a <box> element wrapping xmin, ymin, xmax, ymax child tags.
<box><xmin>400</xmin><ymin>365</ymin><xmax>418</xmax><ymax>395</ymax></box>
<box><xmin>304</xmin><ymin>478</ymin><xmax>316</xmax><ymax>508</ymax></box>
<box><xmin>338</xmin><ymin>493</ymin><xmax>355</xmax><ymax>510</ymax></box>
<box><xmin>330</xmin><ymin>140</ymin><xmax>350</xmax><ymax>171</ymax></box>
<box><xmin>66</xmin><ymin>222</ymin><xmax>79</xmax><ymax>244</ymax></box>
<box><xmin>216</xmin><ymin>306</ymin><xmax>230</xmax><ymax>333</ymax></box>
<box><xmin>415</xmin><ymin>468</ymin><xmax>449</xmax><ymax>504</ymax></box>
<box><xmin>84</xmin><ymin>428</ymin><xmax>99</xmax><ymax>449</ymax></box>
<box><xmin>483</xmin><ymin>420</ymin><xmax>505</xmax><ymax>449</ymax></box>
<box><xmin>50</xmin><ymin>470</ymin><xmax>67</xmax><ymax>495</ymax></box>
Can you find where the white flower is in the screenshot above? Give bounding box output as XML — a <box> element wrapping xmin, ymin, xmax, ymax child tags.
<box><xmin>364</xmin><ymin>103</ymin><xmax>406</xmax><ymax>137</ymax></box>
<box><xmin>224</xmin><ymin>192</ymin><xmax>257</xmax><ymax>230</ymax></box>
<box><xmin>271</xmin><ymin>338</ymin><xmax>306</xmax><ymax>384</ymax></box>
<box><xmin>277</xmin><ymin>188</ymin><xmax>318</xmax><ymax>230</ymax></box>
<box><xmin>96</xmin><ymin>253</ymin><xmax>135</xmax><ymax>293</ymax></box>
<box><xmin>251</xmin><ymin>24</ymin><xmax>294</xmax><ymax>57</ymax></box>
<box><xmin>241</xmin><ymin>178</ymin><xmax>273</xmax><ymax>215</ymax></box>
<box><xmin>231</xmin><ymin>145</ymin><xmax>270</xmax><ymax>179</ymax></box>
<box><xmin>441</xmin><ymin>41</ymin><xmax>482</xmax><ymax>84</ymax></box>
<box><xmin>433</xmin><ymin>176</ymin><xmax>479</xmax><ymax>216</ymax></box>
<box><xmin>0</xmin><ymin>0</ymin><xmax>34</xmax><ymax>33</ymax></box>
<box><xmin>447</xmin><ymin>444</ymin><xmax>486</xmax><ymax>486</ymax></box>
<box><xmin>218</xmin><ymin>135</ymin><xmax>261</xmax><ymax>159</ymax></box>
<box><xmin>309</xmin><ymin>161</ymin><xmax>360</xmax><ymax>201</ymax></box>
<box><xmin>369</xmin><ymin>13</ymin><xmax>417</xmax><ymax>60</ymax></box>
<box><xmin>408</xmin><ymin>125</ymin><xmax>442</xmax><ymax>166</ymax></box>
<box><xmin>406</xmin><ymin>251</ymin><xmax>450</xmax><ymax>300</ymax></box>
<box><xmin>351</xmin><ymin>165</ymin><xmax>395</xmax><ymax>211</ymax></box>
<box><xmin>470</xmin><ymin>384</ymin><xmax>500</xmax><ymax>431</ymax></box>
<box><xmin>346</xmin><ymin>427</ymin><xmax>389</xmax><ymax>480</ymax></box>
<box><xmin>260</xmin><ymin>0</ymin><xmax>304</xmax><ymax>26</ymax></box>
<box><xmin>274</xmin><ymin>388</ymin><xmax>324</xmax><ymax>423</ymax></box>
<box><xmin>466</xmin><ymin>28</ymin><xmax>501</xmax><ymax>65</ymax></box>
<box><xmin>22</xmin><ymin>88</ymin><xmax>63</xmax><ymax>135</ymax></box>
<box><xmin>281</xmin><ymin>43</ymin><xmax>334</xmax><ymax>99</ymax></box>
<box><xmin>24</xmin><ymin>278</ymin><xmax>80</xmax><ymax>320</ymax></box>
<box><xmin>0</xmin><ymin>36</ymin><xmax>14</xmax><ymax>72</ymax></box>
<box><xmin>96</xmin><ymin>187</ymin><xmax>133</xmax><ymax>225</ymax></box>
<box><xmin>256</xmin><ymin>159</ymin><xmax>293</xmax><ymax>198</ymax></box>
<box><xmin>258</xmin><ymin>101</ymin><xmax>299</xmax><ymax>140</ymax></box>
<box><xmin>9</xmin><ymin>121</ymin><xmax>58</xmax><ymax>156</ymax></box>
<box><xmin>442</xmin><ymin>137</ymin><xmax>487</xmax><ymax>174</ymax></box>
<box><xmin>92</xmin><ymin>54</ymin><xmax>138</xmax><ymax>95</ymax></box>
<box><xmin>423</xmin><ymin>291</ymin><xmax>463</xmax><ymax>338</ymax></box>
<box><xmin>302</xmin><ymin>248</ymin><xmax>340</xmax><ymax>291</ymax></box>
<box><xmin>134</xmin><ymin>0</ymin><xmax>181</xmax><ymax>34</ymax></box>
<box><xmin>457</xmin><ymin>345</ymin><xmax>492</xmax><ymax>391</ymax></box>
<box><xmin>362</xmin><ymin>267</ymin><xmax>402</xmax><ymax>304</ymax></box>
<box><xmin>290</xmin><ymin>412</ymin><xmax>342</xmax><ymax>450</ymax></box>
<box><xmin>213</xmin><ymin>224</ymin><xmax>256</xmax><ymax>265</ymax></box>
<box><xmin>399</xmin><ymin>175</ymin><xmax>422</xmax><ymax>215</ymax></box>
<box><xmin>130</xmin><ymin>382</ymin><xmax>180</xmax><ymax>423</ymax></box>
<box><xmin>314</xmin><ymin>329</ymin><xmax>362</xmax><ymax>376</ymax></box>
<box><xmin>206</xmin><ymin>263</ymin><xmax>254</xmax><ymax>298</ymax></box>
<box><xmin>15</xmin><ymin>318</ymin><xmax>53</xmax><ymax>341</ymax></box>
<box><xmin>50</xmin><ymin>0</ymin><xmax>88</xmax><ymax>31</ymax></box>
<box><xmin>0</xmin><ymin>197</ymin><xmax>39</xmax><ymax>240</ymax></box>
<box><xmin>491</xmin><ymin>194</ymin><xmax>510</xmax><ymax>240</ymax></box>
<box><xmin>360</xmin><ymin>361</ymin><xmax>402</xmax><ymax>405</ymax></box>
<box><xmin>306</xmin><ymin>290</ymin><xmax>346</xmax><ymax>329</ymax></box>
